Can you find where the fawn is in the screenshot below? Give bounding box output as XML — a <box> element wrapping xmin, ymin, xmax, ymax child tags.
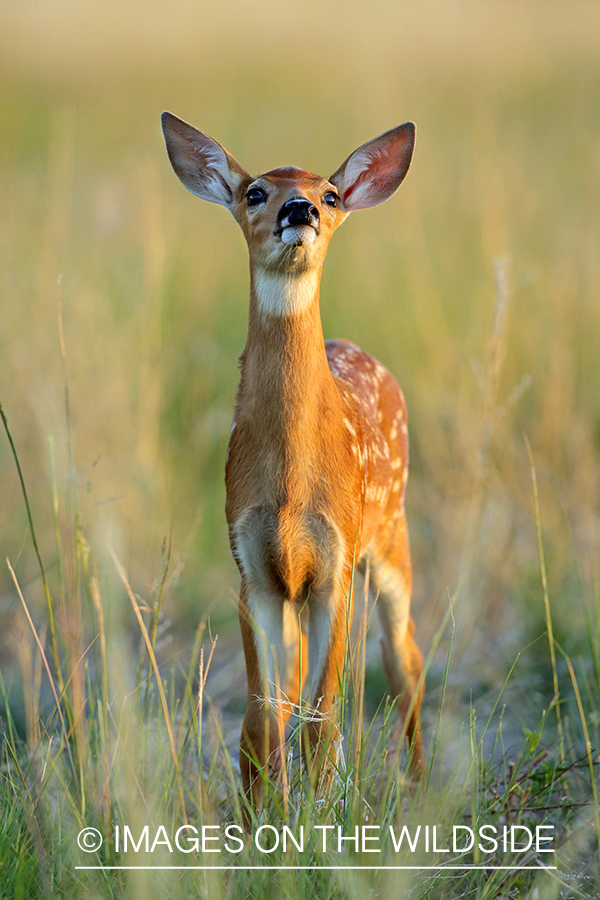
<box><xmin>161</xmin><ymin>112</ymin><xmax>424</xmax><ymax>818</ymax></box>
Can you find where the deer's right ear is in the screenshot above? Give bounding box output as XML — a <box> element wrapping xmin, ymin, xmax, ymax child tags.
<box><xmin>329</xmin><ymin>123</ymin><xmax>416</xmax><ymax>212</ymax></box>
<box><xmin>161</xmin><ymin>112</ymin><xmax>249</xmax><ymax>207</ymax></box>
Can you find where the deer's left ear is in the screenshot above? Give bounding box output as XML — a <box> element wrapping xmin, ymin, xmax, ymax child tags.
<box><xmin>161</xmin><ymin>111</ymin><xmax>249</xmax><ymax>207</ymax></box>
<box><xmin>329</xmin><ymin>123</ymin><xmax>416</xmax><ymax>212</ymax></box>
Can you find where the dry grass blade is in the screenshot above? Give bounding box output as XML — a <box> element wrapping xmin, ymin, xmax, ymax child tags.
<box><xmin>110</xmin><ymin>547</ymin><xmax>189</xmax><ymax>825</ymax></box>
<box><xmin>6</xmin><ymin>557</ymin><xmax>75</xmax><ymax>779</ymax></box>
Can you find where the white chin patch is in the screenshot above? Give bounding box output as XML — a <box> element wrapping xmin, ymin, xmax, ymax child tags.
<box><xmin>281</xmin><ymin>225</ymin><xmax>317</xmax><ymax>246</ymax></box>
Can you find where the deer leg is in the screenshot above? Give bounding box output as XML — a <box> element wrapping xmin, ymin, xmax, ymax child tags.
<box><xmin>238</xmin><ymin>583</ymin><xmax>286</xmax><ymax>823</ymax></box>
<box><xmin>371</xmin><ymin>514</ymin><xmax>424</xmax><ymax>777</ymax></box>
<box><xmin>304</xmin><ymin>587</ymin><xmax>350</xmax><ymax>784</ymax></box>
<box><xmin>267</xmin><ymin>603</ymin><xmax>308</xmax><ymax>772</ymax></box>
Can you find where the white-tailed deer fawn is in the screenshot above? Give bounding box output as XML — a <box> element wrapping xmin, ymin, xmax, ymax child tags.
<box><xmin>161</xmin><ymin>112</ymin><xmax>424</xmax><ymax>818</ymax></box>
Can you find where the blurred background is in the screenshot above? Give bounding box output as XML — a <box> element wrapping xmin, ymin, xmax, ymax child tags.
<box><xmin>1</xmin><ymin>0</ymin><xmax>599</xmax><ymax>744</ymax></box>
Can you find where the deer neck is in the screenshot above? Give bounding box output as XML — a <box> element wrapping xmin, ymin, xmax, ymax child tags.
<box><xmin>237</xmin><ymin>264</ymin><xmax>337</xmax><ymax>440</ymax></box>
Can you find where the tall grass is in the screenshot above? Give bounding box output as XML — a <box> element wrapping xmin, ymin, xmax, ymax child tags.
<box><xmin>1</xmin><ymin>1</ymin><xmax>599</xmax><ymax>897</ymax></box>
<box><xmin>0</xmin><ymin>404</ymin><xmax>598</xmax><ymax>897</ymax></box>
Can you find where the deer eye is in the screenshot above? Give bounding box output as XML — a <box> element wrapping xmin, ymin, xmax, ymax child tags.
<box><xmin>247</xmin><ymin>188</ymin><xmax>267</xmax><ymax>207</ymax></box>
<box><xmin>323</xmin><ymin>191</ymin><xmax>339</xmax><ymax>207</ymax></box>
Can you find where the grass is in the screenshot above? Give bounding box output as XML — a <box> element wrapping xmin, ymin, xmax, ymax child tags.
<box><xmin>0</xmin><ymin>424</ymin><xmax>597</xmax><ymax>898</ymax></box>
<box><xmin>1</xmin><ymin>0</ymin><xmax>600</xmax><ymax>897</ymax></box>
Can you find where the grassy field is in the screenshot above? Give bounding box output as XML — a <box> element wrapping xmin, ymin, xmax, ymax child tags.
<box><xmin>1</xmin><ymin>1</ymin><xmax>599</xmax><ymax>897</ymax></box>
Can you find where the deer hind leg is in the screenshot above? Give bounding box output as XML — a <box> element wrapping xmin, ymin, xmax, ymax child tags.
<box><xmin>370</xmin><ymin>514</ymin><xmax>424</xmax><ymax>777</ymax></box>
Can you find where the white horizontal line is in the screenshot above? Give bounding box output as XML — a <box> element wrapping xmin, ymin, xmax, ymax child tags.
<box><xmin>75</xmin><ymin>865</ymin><xmax>558</xmax><ymax>871</ymax></box>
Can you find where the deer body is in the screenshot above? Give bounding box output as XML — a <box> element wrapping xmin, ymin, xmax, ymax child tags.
<box><xmin>161</xmin><ymin>114</ymin><xmax>424</xmax><ymax>817</ymax></box>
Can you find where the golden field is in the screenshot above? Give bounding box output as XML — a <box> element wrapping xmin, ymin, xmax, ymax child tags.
<box><xmin>0</xmin><ymin>2</ymin><xmax>599</xmax><ymax>897</ymax></box>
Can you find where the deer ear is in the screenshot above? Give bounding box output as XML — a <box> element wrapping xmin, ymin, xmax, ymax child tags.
<box><xmin>329</xmin><ymin>123</ymin><xmax>416</xmax><ymax>211</ymax></box>
<box><xmin>161</xmin><ymin>112</ymin><xmax>249</xmax><ymax>207</ymax></box>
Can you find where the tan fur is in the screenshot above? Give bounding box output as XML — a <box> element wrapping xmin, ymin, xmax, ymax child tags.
<box><xmin>161</xmin><ymin>112</ymin><xmax>424</xmax><ymax>822</ymax></box>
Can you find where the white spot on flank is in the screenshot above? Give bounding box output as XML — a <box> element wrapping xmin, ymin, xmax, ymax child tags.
<box><xmin>373</xmin><ymin>361</ymin><xmax>387</xmax><ymax>383</ymax></box>
<box><xmin>254</xmin><ymin>270</ymin><xmax>318</xmax><ymax>317</ymax></box>
<box><xmin>366</xmin><ymin>483</ymin><xmax>389</xmax><ymax>504</ymax></box>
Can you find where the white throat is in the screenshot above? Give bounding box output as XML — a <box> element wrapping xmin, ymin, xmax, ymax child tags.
<box><xmin>253</xmin><ymin>270</ymin><xmax>319</xmax><ymax>318</ymax></box>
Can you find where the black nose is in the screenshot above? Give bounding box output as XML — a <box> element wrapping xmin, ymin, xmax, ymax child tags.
<box><xmin>278</xmin><ymin>198</ymin><xmax>320</xmax><ymax>229</ymax></box>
